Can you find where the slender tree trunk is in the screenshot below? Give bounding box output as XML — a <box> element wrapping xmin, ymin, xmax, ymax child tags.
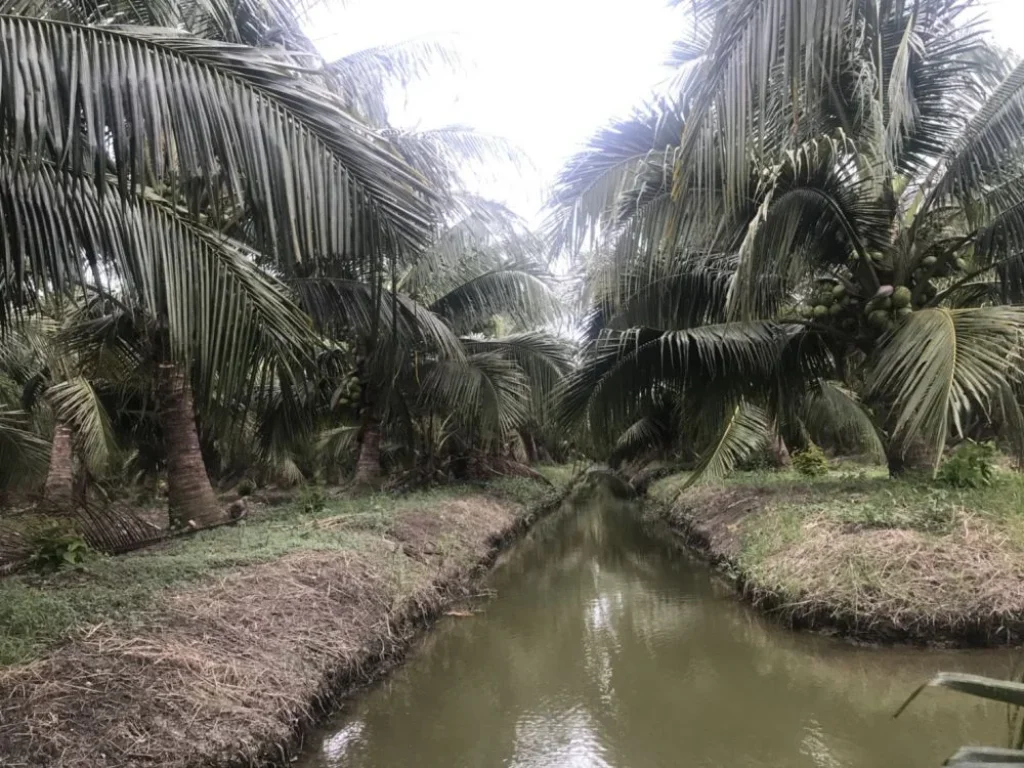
<box><xmin>354</xmin><ymin>415</ymin><xmax>382</xmax><ymax>487</ymax></box>
<box><xmin>157</xmin><ymin>364</ymin><xmax>226</xmax><ymax>531</ymax></box>
<box><xmin>43</xmin><ymin>422</ymin><xmax>75</xmax><ymax>512</ymax></box>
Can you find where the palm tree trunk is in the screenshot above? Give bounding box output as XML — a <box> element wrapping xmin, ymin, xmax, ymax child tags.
<box><xmin>42</xmin><ymin>422</ymin><xmax>74</xmax><ymax>512</ymax></box>
<box><xmin>354</xmin><ymin>414</ymin><xmax>382</xmax><ymax>487</ymax></box>
<box><xmin>885</xmin><ymin>439</ymin><xmax>934</xmax><ymax>477</ymax></box>
<box><xmin>769</xmin><ymin>434</ymin><xmax>791</xmax><ymax>468</ymax></box>
<box><xmin>157</xmin><ymin>364</ymin><xmax>226</xmax><ymax>530</ymax></box>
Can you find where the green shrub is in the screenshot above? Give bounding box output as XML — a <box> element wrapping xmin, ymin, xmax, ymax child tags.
<box><xmin>298</xmin><ymin>484</ymin><xmax>326</xmax><ymax>516</ymax></box>
<box><xmin>937</xmin><ymin>440</ymin><xmax>996</xmax><ymax>489</ymax></box>
<box><xmin>26</xmin><ymin>521</ymin><xmax>95</xmax><ymax>572</ymax></box>
<box><xmin>235</xmin><ymin>478</ymin><xmax>255</xmax><ymax>497</ymax></box>
<box><xmin>792</xmin><ymin>443</ymin><xmax>829</xmax><ymax>477</ymax></box>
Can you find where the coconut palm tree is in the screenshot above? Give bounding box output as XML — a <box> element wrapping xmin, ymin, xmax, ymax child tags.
<box><xmin>552</xmin><ymin>0</ymin><xmax>1024</xmax><ymax>479</ymax></box>
<box><xmin>0</xmin><ymin>307</ymin><xmax>122</xmax><ymax>512</ymax></box>
<box><xmin>293</xmin><ymin>196</ymin><xmax>568</xmax><ymax>485</ymax></box>
<box><xmin>0</xmin><ymin>0</ymin><xmax>466</xmax><ymax>524</ymax></box>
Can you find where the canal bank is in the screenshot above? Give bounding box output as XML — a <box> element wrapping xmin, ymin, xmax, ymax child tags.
<box><xmin>0</xmin><ymin>475</ymin><xmax>572</xmax><ymax>768</ymax></box>
<box><xmin>294</xmin><ymin>484</ymin><xmax>1013</xmax><ymax>768</ymax></box>
<box><xmin>646</xmin><ymin>469</ymin><xmax>1024</xmax><ymax>646</ymax></box>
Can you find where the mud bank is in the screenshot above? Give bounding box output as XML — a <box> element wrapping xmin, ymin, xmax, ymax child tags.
<box><xmin>0</xmin><ymin>479</ymin><xmax>570</xmax><ymax>768</ymax></box>
<box><xmin>647</xmin><ymin>471</ymin><xmax>1024</xmax><ymax>646</ymax></box>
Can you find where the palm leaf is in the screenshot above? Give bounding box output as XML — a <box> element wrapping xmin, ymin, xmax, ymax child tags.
<box><xmin>47</xmin><ymin>376</ymin><xmax>118</xmax><ymax>472</ymax></box>
<box><xmin>419</xmin><ymin>352</ymin><xmax>530</xmax><ymax>438</ymax></box>
<box><xmin>679</xmin><ymin>401</ymin><xmax>769</xmax><ymax>491</ymax></box>
<box><xmin>545</xmin><ymin>98</ymin><xmax>685</xmax><ymax>256</ymax></box>
<box><xmin>0</xmin><ymin>16</ymin><xmax>434</xmax><ymax>285</ymax></box>
<box><xmin>293</xmin><ymin>278</ymin><xmax>464</xmax><ymax>361</ymax></box>
<box><xmin>801</xmin><ymin>382</ymin><xmax>885</xmax><ymax>463</ymax></box>
<box><xmin>896</xmin><ymin>673</ymin><xmax>1024</xmax><ymax>717</ymax></box>
<box><xmin>0</xmin><ymin>406</ymin><xmax>48</xmax><ymax>488</ymax></box>
<box><xmin>868</xmin><ymin>307</ymin><xmax>1024</xmax><ymax>470</ymax></box>
<box><xmin>327</xmin><ymin>38</ymin><xmax>460</xmax><ymax>126</ymax></box>
<box><xmin>428</xmin><ymin>262</ymin><xmax>562</xmax><ymax>334</ymax></box>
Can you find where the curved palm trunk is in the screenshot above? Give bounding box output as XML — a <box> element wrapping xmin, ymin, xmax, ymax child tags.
<box><xmin>354</xmin><ymin>415</ymin><xmax>382</xmax><ymax>487</ymax></box>
<box><xmin>157</xmin><ymin>364</ymin><xmax>226</xmax><ymax>530</ymax></box>
<box><xmin>42</xmin><ymin>422</ymin><xmax>74</xmax><ymax>512</ymax></box>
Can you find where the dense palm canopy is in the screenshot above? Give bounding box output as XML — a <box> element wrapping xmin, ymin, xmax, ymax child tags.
<box><xmin>552</xmin><ymin>0</ymin><xmax>1024</xmax><ymax>479</ymax></box>
<box><xmin>0</xmin><ymin>0</ymin><xmax>570</xmax><ymax>540</ymax></box>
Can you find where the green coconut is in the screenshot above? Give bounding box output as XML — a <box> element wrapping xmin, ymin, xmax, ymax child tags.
<box><xmin>832</xmin><ymin>284</ymin><xmax>846</xmax><ymax>299</ymax></box>
<box><xmin>896</xmin><ymin>307</ymin><xmax>913</xmax><ymax>320</ymax></box>
<box><xmin>922</xmin><ymin>255</ymin><xmax>938</xmax><ymax>267</ymax></box>
<box><xmin>813</xmin><ymin>305</ymin><xmax>829</xmax><ymax>318</ymax></box>
<box><xmin>868</xmin><ymin>309</ymin><xmax>890</xmax><ymax>328</ymax></box>
<box><xmin>799</xmin><ymin>304</ymin><xmax>814</xmax><ymax>318</ymax></box>
<box><xmin>829</xmin><ymin>303</ymin><xmax>844</xmax><ymax>316</ymax></box>
<box><xmin>892</xmin><ymin>286</ymin><xmax>912</xmax><ymax>308</ymax></box>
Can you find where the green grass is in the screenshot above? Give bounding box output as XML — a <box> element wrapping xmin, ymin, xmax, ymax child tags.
<box><xmin>652</xmin><ymin>465</ymin><xmax>1024</xmax><ymax>572</ymax></box>
<box><xmin>0</xmin><ymin>477</ymin><xmax>561</xmax><ymax>667</ymax></box>
<box><xmin>534</xmin><ymin>463</ymin><xmax>581</xmax><ymax>490</ymax></box>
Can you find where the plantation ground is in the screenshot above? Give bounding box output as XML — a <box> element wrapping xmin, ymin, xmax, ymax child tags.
<box><xmin>648</xmin><ymin>467</ymin><xmax>1024</xmax><ymax>645</ymax></box>
<box><xmin>0</xmin><ymin>470</ymin><xmax>572</xmax><ymax>768</ymax></box>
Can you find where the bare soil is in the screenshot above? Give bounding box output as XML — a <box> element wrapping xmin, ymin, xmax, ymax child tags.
<box><xmin>0</xmin><ymin>492</ymin><xmax>560</xmax><ymax>768</ymax></box>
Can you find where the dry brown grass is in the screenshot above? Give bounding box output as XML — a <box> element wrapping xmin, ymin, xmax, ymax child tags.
<box><xmin>0</xmin><ymin>493</ymin><xmax>546</xmax><ymax>768</ymax></box>
<box><xmin>650</xmin><ymin>470</ymin><xmax>1024</xmax><ymax>645</ymax></box>
<box><xmin>745</xmin><ymin>516</ymin><xmax>1024</xmax><ymax>643</ymax></box>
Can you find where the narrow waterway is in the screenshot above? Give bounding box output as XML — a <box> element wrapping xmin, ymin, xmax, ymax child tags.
<box><xmin>298</xmin><ymin>492</ymin><xmax>1017</xmax><ymax>768</ymax></box>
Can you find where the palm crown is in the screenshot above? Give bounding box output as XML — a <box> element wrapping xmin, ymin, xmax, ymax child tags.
<box><xmin>552</xmin><ymin>0</ymin><xmax>1024</xmax><ymax>480</ymax></box>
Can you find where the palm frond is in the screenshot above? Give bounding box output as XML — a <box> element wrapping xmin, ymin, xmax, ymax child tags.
<box><xmin>801</xmin><ymin>382</ymin><xmax>885</xmax><ymax>463</ymax></box>
<box><xmin>293</xmin><ymin>278</ymin><xmax>464</xmax><ymax>360</ymax></box>
<box><xmin>556</xmin><ymin>321</ymin><xmax>797</xmax><ymax>434</ymax></box>
<box><xmin>868</xmin><ymin>306</ymin><xmax>1024</xmax><ymax>469</ymax></box>
<box><xmin>928</xmin><ymin>58</ymin><xmax>1024</xmax><ymax>213</ymax></box>
<box><xmin>0</xmin><ymin>17</ymin><xmax>434</xmax><ymax>281</ymax></box>
<box><xmin>679</xmin><ymin>401</ymin><xmax>769</xmax><ymax>491</ymax></box>
<box><xmin>316</xmin><ymin>424</ymin><xmax>359</xmax><ymax>463</ymax></box>
<box><xmin>48</xmin><ymin>376</ymin><xmax>117</xmax><ymax>472</ymax></box>
<box><xmin>389</xmin><ymin>126</ymin><xmax>526</xmax><ymax>192</ymax></box>
<box><xmin>419</xmin><ymin>352</ymin><xmax>530</xmax><ymax>437</ymax></box>
<box><xmin>545</xmin><ymin>98</ymin><xmax>684</xmax><ymax>256</ymax></box>
<box><xmin>0</xmin><ymin>406</ymin><xmax>48</xmax><ymax>488</ymax></box>
<box><xmin>327</xmin><ymin>38</ymin><xmax>460</xmax><ymax>126</ymax></box>
<box><xmin>462</xmin><ymin>331</ymin><xmax>572</xmax><ymax>418</ymax></box>
<box><xmin>427</xmin><ymin>261</ymin><xmax>562</xmax><ymax>334</ymax></box>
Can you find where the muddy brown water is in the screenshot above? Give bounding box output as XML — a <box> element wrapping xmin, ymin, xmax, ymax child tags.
<box><xmin>297</xmin><ymin>493</ymin><xmax>1018</xmax><ymax>768</ymax></box>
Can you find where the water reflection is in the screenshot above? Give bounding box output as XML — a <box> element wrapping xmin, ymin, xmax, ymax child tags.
<box><xmin>298</xmin><ymin>494</ymin><xmax>1016</xmax><ymax>768</ymax></box>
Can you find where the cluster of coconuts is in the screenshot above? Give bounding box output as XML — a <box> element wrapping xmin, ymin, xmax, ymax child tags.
<box><xmin>796</xmin><ymin>281</ymin><xmax>914</xmax><ymax>334</ymax></box>
<box><xmin>333</xmin><ymin>371</ymin><xmax>363</xmax><ymax>409</ymax></box>
<box><xmin>792</xmin><ymin>251</ymin><xmax>971</xmax><ymax>335</ymax></box>
<box><xmin>330</xmin><ymin>340</ymin><xmax>364</xmax><ymax>410</ymax></box>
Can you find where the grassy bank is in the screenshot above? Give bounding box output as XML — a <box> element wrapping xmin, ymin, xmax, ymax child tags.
<box><xmin>648</xmin><ymin>468</ymin><xmax>1024</xmax><ymax>645</ymax></box>
<box><xmin>0</xmin><ymin>473</ymin><xmax>570</xmax><ymax>768</ymax></box>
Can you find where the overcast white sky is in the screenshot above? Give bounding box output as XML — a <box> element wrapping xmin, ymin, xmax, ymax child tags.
<box><xmin>310</xmin><ymin>0</ymin><xmax>1024</xmax><ymax>224</ymax></box>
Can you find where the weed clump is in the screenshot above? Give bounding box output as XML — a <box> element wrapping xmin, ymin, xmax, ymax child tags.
<box><xmin>792</xmin><ymin>444</ymin><xmax>829</xmax><ymax>477</ymax></box>
<box><xmin>26</xmin><ymin>521</ymin><xmax>94</xmax><ymax>573</ymax></box>
<box><xmin>937</xmin><ymin>440</ymin><xmax>997</xmax><ymax>489</ymax></box>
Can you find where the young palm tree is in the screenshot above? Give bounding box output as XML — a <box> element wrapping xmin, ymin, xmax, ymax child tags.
<box><xmin>4</xmin><ymin>309</ymin><xmax>119</xmax><ymax>512</ymax></box>
<box><xmin>553</xmin><ymin>0</ymin><xmax>1024</xmax><ymax>479</ymax></box>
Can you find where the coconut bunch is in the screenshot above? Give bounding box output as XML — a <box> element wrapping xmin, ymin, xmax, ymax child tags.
<box><xmin>791</xmin><ymin>251</ymin><xmax>970</xmax><ymax>337</ymax></box>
